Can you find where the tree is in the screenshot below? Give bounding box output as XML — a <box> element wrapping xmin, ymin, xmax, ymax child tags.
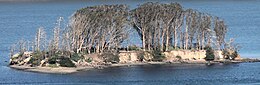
<box><xmin>214</xmin><ymin>17</ymin><xmax>227</xmax><ymax>50</ymax></box>
<box><xmin>70</xmin><ymin>4</ymin><xmax>129</xmax><ymax>53</ymax></box>
<box><xmin>205</xmin><ymin>46</ymin><xmax>215</xmax><ymax>64</ymax></box>
<box><xmin>223</xmin><ymin>38</ymin><xmax>240</xmax><ymax>60</ymax></box>
<box><xmin>131</xmin><ymin>2</ymin><xmax>184</xmax><ymax>51</ymax></box>
<box><xmin>34</xmin><ymin>27</ymin><xmax>46</xmax><ymax>52</ymax></box>
<box><xmin>202</xmin><ymin>14</ymin><xmax>213</xmax><ymax>48</ymax></box>
<box><xmin>131</xmin><ymin>2</ymin><xmax>159</xmax><ymax>51</ymax></box>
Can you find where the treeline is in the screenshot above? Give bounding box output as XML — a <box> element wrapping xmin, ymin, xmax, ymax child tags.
<box><xmin>69</xmin><ymin>5</ymin><xmax>129</xmax><ymax>54</ymax></box>
<box><xmin>131</xmin><ymin>2</ymin><xmax>228</xmax><ymax>52</ymax></box>
<box><xmin>10</xmin><ymin>2</ymin><xmax>238</xmax><ymax>58</ymax></box>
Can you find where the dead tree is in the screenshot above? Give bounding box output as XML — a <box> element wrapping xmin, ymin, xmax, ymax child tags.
<box><xmin>70</xmin><ymin>4</ymin><xmax>129</xmax><ymax>53</ymax></box>
<box><xmin>34</xmin><ymin>27</ymin><xmax>46</xmax><ymax>52</ymax></box>
<box><xmin>214</xmin><ymin>17</ymin><xmax>227</xmax><ymax>50</ymax></box>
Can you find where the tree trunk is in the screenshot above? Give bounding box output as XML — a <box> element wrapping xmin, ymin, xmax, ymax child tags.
<box><xmin>174</xmin><ymin>27</ymin><xmax>178</xmax><ymax>49</ymax></box>
<box><xmin>161</xmin><ymin>29</ymin><xmax>166</xmax><ymax>52</ymax></box>
<box><xmin>197</xmin><ymin>34</ymin><xmax>200</xmax><ymax>50</ymax></box>
<box><xmin>142</xmin><ymin>30</ymin><xmax>146</xmax><ymax>51</ymax></box>
<box><xmin>202</xmin><ymin>31</ymin><xmax>205</xmax><ymax>50</ymax></box>
<box><xmin>185</xmin><ymin>25</ymin><xmax>189</xmax><ymax>50</ymax></box>
<box><xmin>165</xmin><ymin>28</ymin><xmax>169</xmax><ymax>51</ymax></box>
<box><xmin>179</xmin><ymin>32</ymin><xmax>183</xmax><ymax>49</ymax></box>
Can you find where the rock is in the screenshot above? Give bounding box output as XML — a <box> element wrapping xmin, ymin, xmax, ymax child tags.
<box><xmin>23</xmin><ymin>52</ymin><xmax>32</xmax><ymax>56</ymax></box>
<box><xmin>163</xmin><ymin>50</ymin><xmax>207</xmax><ymax>61</ymax></box>
<box><xmin>23</xmin><ymin>57</ymin><xmax>31</xmax><ymax>64</ymax></box>
<box><xmin>234</xmin><ymin>54</ymin><xmax>241</xmax><ymax>60</ymax></box>
<box><xmin>118</xmin><ymin>51</ymin><xmax>139</xmax><ymax>63</ymax></box>
<box><xmin>40</xmin><ymin>59</ymin><xmax>46</xmax><ymax>67</ymax></box>
<box><xmin>11</xmin><ymin>53</ymin><xmax>20</xmax><ymax>59</ymax></box>
<box><xmin>143</xmin><ymin>52</ymin><xmax>153</xmax><ymax>61</ymax></box>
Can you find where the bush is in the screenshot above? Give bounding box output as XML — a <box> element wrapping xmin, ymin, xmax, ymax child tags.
<box><xmin>71</xmin><ymin>53</ymin><xmax>84</xmax><ymax>62</ymax></box>
<box><xmin>150</xmin><ymin>50</ymin><xmax>165</xmax><ymax>61</ymax></box>
<box><xmin>100</xmin><ymin>53</ymin><xmax>120</xmax><ymax>63</ymax></box>
<box><xmin>28</xmin><ymin>51</ymin><xmax>44</xmax><ymax>66</ymax></box>
<box><xmin>137</xmin><ymin>52</ymin><xmax>145</xmax><ymax>62</ymax></box>
<box><xmin>48</xmin><ymin>56</ymin><xmax>57</xmax><ymax>64</ymax></box>
<box><xmin>86</xmin><ymin>57</ymin><xmax>92</xmax><ymax>63</ymax></box>
<box><xmin>205</xmin><ymin>46</ymin><xmax>215</xmax><ymax>61</ymax></box>
<box><xmin>58</xmin><ymin>57</ymin><xmax>76</xmax><ymax>67</ymax></box>
<box><xmin>222</xmin><ymin>50</ymin><xmax>238</xmax><ymax>60</ymax></box>
<box><xmin>28</xmin><ymin>57</ymin><xmax>41</xmax><ymax>66</ymax></box>
<box><xmin>176</xmin><ymin>55</ymin><xmax>182</xmax><ymax>60</ymax></box>
<box><xmin>47</xmin><ymin>53</ymin><xmax>76</xmax><ymax>67</ymax></box>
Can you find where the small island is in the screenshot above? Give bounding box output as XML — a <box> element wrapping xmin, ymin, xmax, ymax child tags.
<box><xmin>8</xmin><ymin>2</ymin><xmax>258</xmax><ymax>74</ymax></box>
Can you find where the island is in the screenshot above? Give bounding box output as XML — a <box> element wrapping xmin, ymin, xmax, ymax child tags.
<box><xmin>8</xmin><ymin>2</ymin><xmax>259</xmax><ymax>74</ymax></box>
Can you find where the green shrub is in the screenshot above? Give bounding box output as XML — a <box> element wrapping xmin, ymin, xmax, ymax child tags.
<box><xmin>58</xmin><ymin>57</ymin><xmax>76</xmax><ymax>67</ymax></box>
<box><xmin>71</xmin><ymin>53</ymin><xmax>84</xmax><ymax>62</ymax></box>
<box><xmin>86</xmin><ymin>57</ymin><xmax>92</xmax><ymax>63</ymax></box>
<box><xmin>137</xmin><ymin>52</ymin><xmax>145</xmax><ymax>62</ymax></box>
<box><xmin>47</xmin><ymin>53</ymin><xmax>76</xmax><ymax>67</ymax></box>
<box><xmin>205</xmin><ymin>46</ymin><xmax>215</xmax><ymax>61</ymax></box>
<box><xmin>28</xmin><ymin>51</ymin><xmax>44</xmax><ymax>66</ymax></box>
<box><xmin>48</xmin><ymin>56</ymin><xmax>57</xmax><ymax>64</ymax></box>
<box><xmin>222</xmin><ymin>50</ymin><xmax>238</xmax><ymax>60</ymax></box>
<box><xmin>28</xmin><ymin>57</ymin><xmax>41</xmax><ymax>66</ymax></box>
<box><xmin>176</xmin><ymin>55</ymin><xmax>182</xmax><ymax>60</ymax></box>
<box><xmin>150</xmin><ymin>50</ymin><xmax>165</xmax><ymax>61</ymax></box>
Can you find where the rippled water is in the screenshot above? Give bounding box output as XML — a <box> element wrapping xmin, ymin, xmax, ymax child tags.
<box><xmin>1</xmin><ymin>63</ymin><xmax>260</xmax><ymax>85</ymax></box>
<box><xmin>1</xmin><ymin>0</ymin><xmax>260</xmax><ymax>84</ymax></box>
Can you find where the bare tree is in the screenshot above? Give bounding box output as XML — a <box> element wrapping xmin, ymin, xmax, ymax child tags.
<box><xmin>34</xmin><ymin>27</ymin><xmax>46</xmax><ymax>52</ymax></box>
<box><xmin>70</xmin><ymin>4</ymin><xmax>129</xmax><ymax>54</ymax></box>
<box><xmin>214</xmin><ymin>17</ymin><xmax>227</xmax><ymax>50</ymax></box>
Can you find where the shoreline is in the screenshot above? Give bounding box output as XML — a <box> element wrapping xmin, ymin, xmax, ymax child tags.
<box><xmin>9</xmin><ymin>59</ymin><xmax>258</xmax><ymax>74</ymax></box>
<box><xmin>9</xmin><ymin>65</ymin><xmax>94</xmax><ymax>74</ymax></box>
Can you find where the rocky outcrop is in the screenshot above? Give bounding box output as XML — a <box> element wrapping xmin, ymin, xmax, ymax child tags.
<box><xmin>118</xmin><ymin>50</ymin><xmax>225</xmax><ymax>63</ymax></box>
<box><xmin>10</xmin><ymin>52</ymin><xmax>33</xmax><ymax>66</ymax></box>
<box><xmin>118</xmin><ymin>51</ymin><xmax>139</xmax><ymax>63</ymax></box>
<box><xmin>164</xmin><ymin>50</ymin><xmax>206</xmax><ymax>60</ymax></box>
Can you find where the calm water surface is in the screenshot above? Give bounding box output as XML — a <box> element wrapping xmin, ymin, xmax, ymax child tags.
<box><xmin>1</xmin><ymin>0</ymin><xmax>260</xmax><ymax>84</ymax></box>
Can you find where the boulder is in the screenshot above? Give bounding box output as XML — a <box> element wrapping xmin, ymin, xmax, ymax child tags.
<box><xmin>40</xmin><ymin>59</ymin><xmax>47</xmax><ymax>67</ymax></box>
<box><xmin>118</xmin><ymin>51</ymin><xmax>139</xmax><ymax>63</ymax></box>
<box><xmin>23</xmin><ymin>57</ymin><xmax>31</xmax><ymax>64</ymax></box>
<box><xmin>143</xmin><ymin>52</ymin><xmax>153</xmax><ymax>61</ymax></box>
<box><xmin>11</xmin><ymin>53</ymin><xmax>20</xmax><ymax>59</ymax></box>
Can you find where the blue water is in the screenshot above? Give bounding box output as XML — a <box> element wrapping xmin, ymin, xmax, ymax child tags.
<box><xmin>1</xmin><ymin>0</ymin><xmax>260</xmax><ymax>84</ymax></box>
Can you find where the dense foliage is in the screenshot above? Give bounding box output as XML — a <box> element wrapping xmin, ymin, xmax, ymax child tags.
<box><xmin>205</xmin><ymin>46</ymin><xmax>215</xmax><ymax>61</ymax></box>
<box><xmin>150</xmin><ymin>50</ymin><xmax>165</xmax><ymax>61</ymax></box>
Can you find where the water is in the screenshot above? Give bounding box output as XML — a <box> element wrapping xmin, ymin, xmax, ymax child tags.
<box><xmin>1</xmin><ymin>63</ymin><xmax>260</xmax><ymax>85</ymax></box>
<box><xmin>1</xmin><ymin>0</ymin><xmax>260</xmax><ymax>84</ymax></box>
